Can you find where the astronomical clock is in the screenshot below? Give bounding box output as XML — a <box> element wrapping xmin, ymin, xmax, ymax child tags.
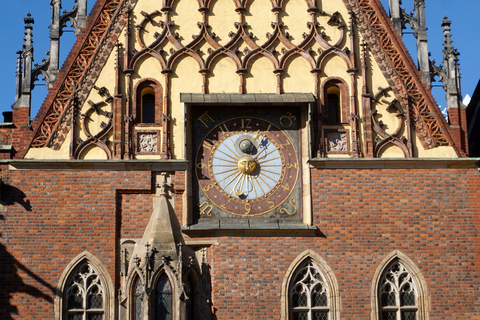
<box><xmin>192</xmin><ymin>105</ymin><xmax>303</xmax><ymax>222</ymax></box>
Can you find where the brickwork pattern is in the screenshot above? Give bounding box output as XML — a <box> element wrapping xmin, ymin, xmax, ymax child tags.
<box><xmin>0</xmin><ymin>169</ymin><xmax>150</xmax><ymax>319</ymax></box>
<box><xmin>0</xmin><ymin>167</ymin><xmax>479</xmax><ymax>319</ymax></box>
<box><xmin>206</xmin><ymin>168</ymin><xmax>480</xmax><ymax>319</ymax></box>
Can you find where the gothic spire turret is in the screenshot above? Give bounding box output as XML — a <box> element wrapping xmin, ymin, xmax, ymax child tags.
<box><xmin>441</xmin><ymin>16</ymin><xmax>462</xmax><ymax>111</ymax></box>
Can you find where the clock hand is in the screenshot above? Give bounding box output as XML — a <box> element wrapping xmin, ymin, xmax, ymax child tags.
<box><xmin>253</xmin><ymin>141</ymin><xmax>269</xmax><ymax>159</ymax></box>
<box><xmin>251</xmin><ymin>174</ymin><xmax>266</xmax><ymax>195</ymax></box>
<box><xmin>249</xmin><ymin>175</ymin><xmax>258</xmax><ymax>198</ymax></box>
<box><xmin>222</xmin><ymin>171</ymin><xmax>242</xmax><ymax>191</ymax></box>
<box><xmin>230</xmin><ymin>173</ymin><xmax>244</xmax><ymax>196</ymax></box>
<box><xmin>238</xmin><ymin>173</ymin><xmax>247</xmax><ymax>196</ymax></box>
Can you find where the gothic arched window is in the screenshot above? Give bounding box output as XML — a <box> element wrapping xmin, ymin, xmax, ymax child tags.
<box><xmin>156</xmin><ymin>274</ymin><xmax>173</xmax><ymax>320</ymax></box>
<box><xmin>65</xmin><ymin>262</ymin><xmax>105</xmax><ymax>320</ymax></box>
<box><xmin>379</xmin><ymin>261</ymin><xmax>418</xmax><ymax>320</ymax></box>
<box><xmin>289</xmin><ymin>259</ymin><xmax>330</xmax><ymax>320</ymax></box>
<box><xmin>134</xmin><ymin>79</ymin><xmax>163</xmax><ymax>125</ymax></box>
<box><xmin>372</xmin><ymin>251</ymin><xmax>430</xmax><ymax>320</ymax></box>
<box><xmin>282</xmin><ymin>251</ymin><xmax>340</xmax><ymax>320</ymax></box>
<box><xmin>322</xmin><ymin>78</ymin><xmax>349</xmax><ymax>125</ymax></box>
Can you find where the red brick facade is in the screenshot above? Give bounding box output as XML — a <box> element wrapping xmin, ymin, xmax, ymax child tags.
<box><xmin>1</xmin><ymin>165</ymin><xmax>479</xmax><ymax>319</ymax></box>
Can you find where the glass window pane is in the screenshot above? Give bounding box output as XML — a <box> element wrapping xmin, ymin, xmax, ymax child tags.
<box><xmin>401</xmin><ymin>293</ymin><xmax>415</xmax><ymax>306</ymax></box>
<box><xmin>313</xmin><ymin>292</ymin><xmax>327</xmax><ymax>307</ymax></box>
<box><xmin>135</xmin><ymin>279</ymin><xmax>144</xmax><ymax>320</ymax></box>
<box><xmin>313</xmin><ymin>311</ymin><xmax>329</xmax><ymax>320</ymax></box>
<box><xmin>327</xmin><ymin>93</ymin><xmax>340</xmax><ymax>123</ymax></box>
<box><xmin>382</xmin><ymin>293</ymin><xmax>396</xmax><ymax>307</ymax></box>
<box><xmin>68</xmin><ymin>313</ymin><xmax>83</xmax><ymax>320</ymax></box>
<box><xmin>185</xmin><ymin>277</ymin><xmax>195</xmax><ymax>320</ymax></box>
<box><xmin>88</xmin><ymin>286</ymin><xmax>103</xmax><ymax>309</ymax></box>
<box><xmin>382</xmin><ymin>311</ymin><xmax>397</xmax><ymax>320</ymax></box>
<box><xmin>68</xmin><ymin>290</ymin><xmax>83</xmax><ymax>309</ymax></box>
<box><xmin>87</xmin><ymin>314</ymin><xmax>103</xmax><ymax>320</ymax></box>
<box><xmin>402</xmin><ymin>311</ymin><xmax>416</xmax><ymax>320</ymax></box>
<box><xmin>156</xmin><ymin>275</ymin><xmax>172</xmax><ymax>320</ymax></box>
<box><xmin>297</xmin><ymin>293</ymin><xmax>307</xmax><ymax>307</ymax></box>
<box><xmin>293</xmin><ymin>312</ymin><xmax>308</xmax><ymax>320</ymax></box>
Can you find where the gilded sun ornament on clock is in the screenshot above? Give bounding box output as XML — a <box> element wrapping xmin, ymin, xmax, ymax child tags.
<box><xmin>195</xmin><ymin>115</ymin><xmax>300</xmax><ymax>217</ymax></box>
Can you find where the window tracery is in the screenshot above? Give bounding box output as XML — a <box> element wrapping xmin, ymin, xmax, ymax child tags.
<box><xmin>290</xmin><ymin>259</ymin><xmax>330</xmax><ymax>320</ymax></box>
<box><xmin>133</xmin><ymin>79</ymin><xmax>163</xmax><ymax>125</ymax></box>
<box><xmin>65</xmin><ymin>262</ymin><xmax>105</xmax><ymax>320</ymax></box>
<box><xmin>379</xmin><ymin>261</ymin><xmax>418</xmax><ymax>320</ymax></box>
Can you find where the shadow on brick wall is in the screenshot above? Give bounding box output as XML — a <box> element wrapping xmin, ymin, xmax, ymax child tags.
<box><xmin>1</xmin><ymin>184</ymin><xmax>32</xmax><ymax>211</ymax></box>
<box><xmin>0</xmin><ymin>237</ymin><xmax>55</xmax><ymax>319</ymax></box>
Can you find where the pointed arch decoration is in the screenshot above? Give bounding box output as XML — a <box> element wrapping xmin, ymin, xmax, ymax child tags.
<box><xmin>183</xmin><ymin>267</ymin><xmax>202</xmax><ymax>320</ymax></box>
<box><xmin>371</xmin><ymin>250</ymin><xmax>430</xmax><ymax>320</ymax></box>
<box><xmin>151</xmin><ymin>266</ymin><xmax>178</xmax><ymax>320</ymax></box>
<box><xmin>281</xmin><ymin>250</ymin><xmax>340</xmax><ymax>320</ymax></box>
<box><xmin>125</xmin><ymin>263</ymin><xmax>179</xmax><ymax>320</ymax></box>
<box><xmin>54</xmin><ymin>251</ymin><xmax>114</xmax><ymax>320</ymax></box>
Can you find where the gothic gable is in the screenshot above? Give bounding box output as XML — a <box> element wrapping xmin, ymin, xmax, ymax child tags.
<box><xmin>22</xmin><ymin>0</ymin><xmax>461</xmax><ymax>159</ymax></box>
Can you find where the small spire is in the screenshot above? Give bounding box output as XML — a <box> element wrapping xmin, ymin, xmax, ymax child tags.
<box><xmin>23</xmin><ymin>13</ymin><xmax>35</xmax><ymax>52</ymax></box>
<box><xmin>441</xmin><ymin>16</ymin><xmax>453</xmax><ymax>51</ymax></box>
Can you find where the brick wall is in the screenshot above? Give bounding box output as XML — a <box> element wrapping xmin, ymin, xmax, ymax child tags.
<box><xmin>205</xmin><ymin>167</ymin><xmax>480</xmax><ymax>319</ymax></box>
<box><xmin>0</xmin><ymin>169</ymin><xmax>150</xmax><ymax>319</ymax></box>
<box><xmin>0</xmin><ymin>167</ymin><xmax>479</xmax><ymax>319</ymax></box>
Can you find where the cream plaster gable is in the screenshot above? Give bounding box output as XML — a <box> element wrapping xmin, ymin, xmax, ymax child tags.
<box><xmin>24</xmin><ymin>0</ymin><xmax>459</xmax><ymax>160</ymax></box>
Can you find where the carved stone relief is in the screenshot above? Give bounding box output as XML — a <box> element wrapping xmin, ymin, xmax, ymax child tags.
<box><xmin>136</xmin><ymin>131</ymin><xmax>160</xmax><ymax>155</ymax></box>
<box><xmin>326</xmin><ymin>132</ymin><xmax>348</xmax><ymax>152</ymax></box>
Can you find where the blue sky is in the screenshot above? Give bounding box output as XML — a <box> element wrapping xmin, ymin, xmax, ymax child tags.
<box><xmin>0</xmin><ymin>0</ymin><xmax>478</xmax><ymax>120</ymax></box>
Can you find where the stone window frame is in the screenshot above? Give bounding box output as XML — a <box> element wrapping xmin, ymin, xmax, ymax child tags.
<box><xmin>281</xmin><ymin>249</ymin><xmax>341</xmax><ymax>320</ymax></box>
<box><xmin>371</xmin><ymin>250</ymin><xmax>430</xmax><ymax>320</ymax></box>
<box><xmin>125</xmin><ymin>267</ymin><xmax>178</xmax><ymax>320</ymax></box>
<box><xmin>133</xmin><ymin>78</ymin><xmax>163</xmax><ymax>126</ymax></box>
<box><xmin>55</xmin><ymin>251</ymin><xmax>114</xmax><ymax>320</ymax></box>
<box><xmin>130</xmin><ymin>273</ymin><xmax>145</xmax><ymax>320</ymax></box>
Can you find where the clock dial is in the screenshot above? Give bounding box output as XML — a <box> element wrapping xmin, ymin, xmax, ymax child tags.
<box><xmin>195</xmin><ymin>116</ymin><xmax>299</xmax><ymax>217</ymax></box>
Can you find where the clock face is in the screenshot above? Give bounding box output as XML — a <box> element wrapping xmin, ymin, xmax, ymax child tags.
<box><xmin>193</xmin><ymin>107</ymin><xmax>301</xmax><ymax>218</ymax></box>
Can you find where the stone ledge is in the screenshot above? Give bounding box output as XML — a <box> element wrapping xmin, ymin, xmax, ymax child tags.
<box><xmin>6</xmin><ymin>159</ymin><xmax>189</xmax><ymax>171</ymax></box>
<box><xmin>182</xmin><ymin>219</ymin><xmax>317</xmax><ymax>236</ymax></box>
<box><xmin>180</xmin><ymin>93</ymin><xmax>316</xmax><ymax>104</ymax></box>
<box><xmin>308</xmin><ymin>157</ymin><xmax>480</xmax><ymax>169</ymax></box>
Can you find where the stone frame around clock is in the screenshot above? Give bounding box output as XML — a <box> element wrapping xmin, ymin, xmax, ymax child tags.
<box><xmin>181</xmin><ymin>93</ymin><xmax>315</xmax><ymax>231</ymax></box>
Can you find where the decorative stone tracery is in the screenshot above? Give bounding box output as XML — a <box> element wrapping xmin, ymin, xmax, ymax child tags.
<box><xmin>343</xmin><ymin>0</ymin><xmax>456</xmax><ymax>152</ymax></box>
<box><xmin>29</xmin><ymin>0</ymin><xmax>132</xmax><ymax>151</ymax></box>
<box><xmin>25</xmin><ymin>0</ymin><xmax>459</xmax><ymax>158</ymax></box>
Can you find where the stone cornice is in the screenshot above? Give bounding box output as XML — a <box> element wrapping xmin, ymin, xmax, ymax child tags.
<box><xmin>5</xmin><ymin>159</ymin><xmax>188</xmax><ymax>171</ymax></box>
<box><xmin>2</xmin><ymin>158</ymin><xmax>479</xmax><ymax>170</ymax></box>
<box><xmin>308</xmin><ymin>157</ymin><xmax>480</xmax><ymax>169</ymax></box>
